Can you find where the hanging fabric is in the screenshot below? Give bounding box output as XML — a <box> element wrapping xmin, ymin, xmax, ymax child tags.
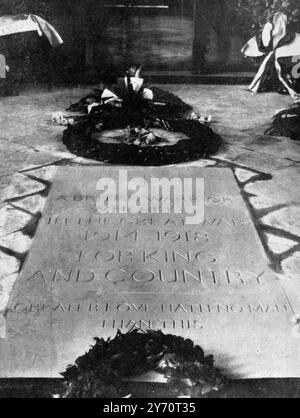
<box><xmin>242</xmin><ymin>12</ymin><xmax>300</xmax><ymax>99</ymax></box>
<box><xmin>0</xmin><ymin>14</ymin><xmax>63</xmax><ymax>47</ymax></box>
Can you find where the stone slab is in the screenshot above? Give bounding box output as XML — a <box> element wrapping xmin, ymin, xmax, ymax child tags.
<box><xmin>1</xmin><ymin>167</ymin><xmax>299</xmax><ymax>379</ymax></box>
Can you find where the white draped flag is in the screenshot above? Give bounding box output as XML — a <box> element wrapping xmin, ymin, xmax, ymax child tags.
<box><xmin>242</xmin><ymin>13</ymin><xmax>300</xmax><ymax>99</ymax></box>
<box><xmin>0</xmin><ymin>14</ymin><xmax>63</xmax><ymax>47</ymax></box>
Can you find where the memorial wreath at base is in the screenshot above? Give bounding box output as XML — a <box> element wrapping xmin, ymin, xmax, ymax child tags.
<box><xmin>266</xmin><ymin>102</ymin><xmax>300</xmax><ymax>140</ymax></box>
<box><xmin>61</xmin><ymin>68</ymin><xmax>222</xmax><ymax>165</ymax></box>
<box><xmin>58</xmin><ymin>330</ymin><xmax>227</xmax><ymax>398</ymax></box>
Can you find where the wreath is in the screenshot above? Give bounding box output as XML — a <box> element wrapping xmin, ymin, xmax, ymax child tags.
<box><xmin>61</xmin><ymin>68</ymin><xmax>222</xmax><ymax>166</ymax></box>
<box><xmin>58</xmin><ymin>330</ymin><xmax>227</xmax><ymax>399</ymax></box>
<box><xmin>265</xmin><ymin>102</ymin><xmax>300</xmax><ymax>140</ymax></box>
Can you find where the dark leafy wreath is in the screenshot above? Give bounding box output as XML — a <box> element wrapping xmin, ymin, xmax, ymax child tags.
<box><xmin>265</xmin><ymin>102</ymin><xmax>300</xmax><ymax>140</ymax></box>
<box><xmin>58</xmin><ymin>330</ymin><xmax>227</xmax><ymax>398</ymax></box>
<box><xmin>62</xmin><ymin>73</ymin><xmax>222</xmax><ymax>166</ymax></box>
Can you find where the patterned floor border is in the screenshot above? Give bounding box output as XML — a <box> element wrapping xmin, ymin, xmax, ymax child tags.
<box><xmin>1</xmin><ymin>157</ymin><xmax>300</xmax><ymax>337</ymax></box>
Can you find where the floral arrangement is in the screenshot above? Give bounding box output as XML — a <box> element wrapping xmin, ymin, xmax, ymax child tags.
<box><xmin>58</xmin><ymin>330</ymin><xmax>227</xmax><ymax>399</ymax></box>
<box><xmin>62</xmin><ymin>68</ymin><xmax>221</xmax><ymax>165</ymax></box>
<box><xmin>67</xmin><ymin>66</ymin><xmax>195</xmax><ymax>120</ymax></box>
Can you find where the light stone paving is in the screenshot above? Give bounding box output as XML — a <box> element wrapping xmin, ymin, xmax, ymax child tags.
<box><xmin>179</xmin><ymin>159</ymin><xmax>217</xmax><ymax>168</ymax></box>
<box><xmin>245</xmin><ymin>168</ymin><xmax>300</xmax><ymax>207</ymax></box>
<box><xmin>11</xmin><ymin>194</ymin><xmax>47</xmax><ymax>215</ymax></box>
<box><xmin>0</xmin><ymin>204</ymin><xmax>32</xmax><ymax>236</ymax></box>
<box><xmin>1</xmin><ymin>173</ymin><xmax>46</xmax><ymax>202</ymax></box>
<box><xmin>0</xmin><ymin>252</ymin><xmax>19</xmax><ymax>280</ymax></box>
<box><xmin>0</xmin><ymin>231</ymin><xmax>32</xmax><ymax>254</ymax></box>
<box><xmin>23</xmin><ymin>166</ymin><xmax>58</xmax><ymax>182</ymax></box>
<box><xmin>262</xmin><ymin>207</ymin><xmax>300</xmax><ymax>238</ymax></box>
<box><xmin>234</xmin><ymin>168</ymin><xmax>257</xmax><ymax>183</ymax></box>
<box><xmin>282</xmin><ymin>253</ymin><xmax>300</xmax><ymax>281</ymax></box>
<box><xmin>265</xmin><ymin>233</ymin><xmax>298</xmax><ymax>256</ymax></box>
<box><xmin>0</xmin><ymin>273</ymin><xmax>19</xmax><ymax>339</ymax></box>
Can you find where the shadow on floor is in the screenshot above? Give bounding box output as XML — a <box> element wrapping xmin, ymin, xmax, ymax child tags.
<box><xmin>0</xmin><ymin>378</ymin><xmax>300</xmax><ymax>398</ymax></box>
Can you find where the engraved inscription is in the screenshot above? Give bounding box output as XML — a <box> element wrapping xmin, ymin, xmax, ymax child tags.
<box><xmin>24</xmin><ymin>269</ymin><xmax>271</xmax><ymax>287</ymax></box>
<box><xmin>11</xmin><ymin>302</ymin><xmax>291</xmax><ymax>315</ymax></box>
<box><xmin>4</xmin><ymin>167</ymin><xmax>296</xmax><ymax>379</ymax></box>
<box><xmin>45</xmin><ymin>216</ymin><xmax>248</xmax><ymax>228</ymax></box>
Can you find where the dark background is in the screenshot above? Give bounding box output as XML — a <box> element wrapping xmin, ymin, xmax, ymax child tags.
<box><xmin>0</xmin><ymin>0</ymin><xmax>256</xmax><ymax>89</ymax></box>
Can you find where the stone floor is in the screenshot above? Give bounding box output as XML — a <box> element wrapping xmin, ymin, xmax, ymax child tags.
<box><xmin>0</xmin><ymin>84</ymin><xmax>300</xmax><ymax>339</ymax></box>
